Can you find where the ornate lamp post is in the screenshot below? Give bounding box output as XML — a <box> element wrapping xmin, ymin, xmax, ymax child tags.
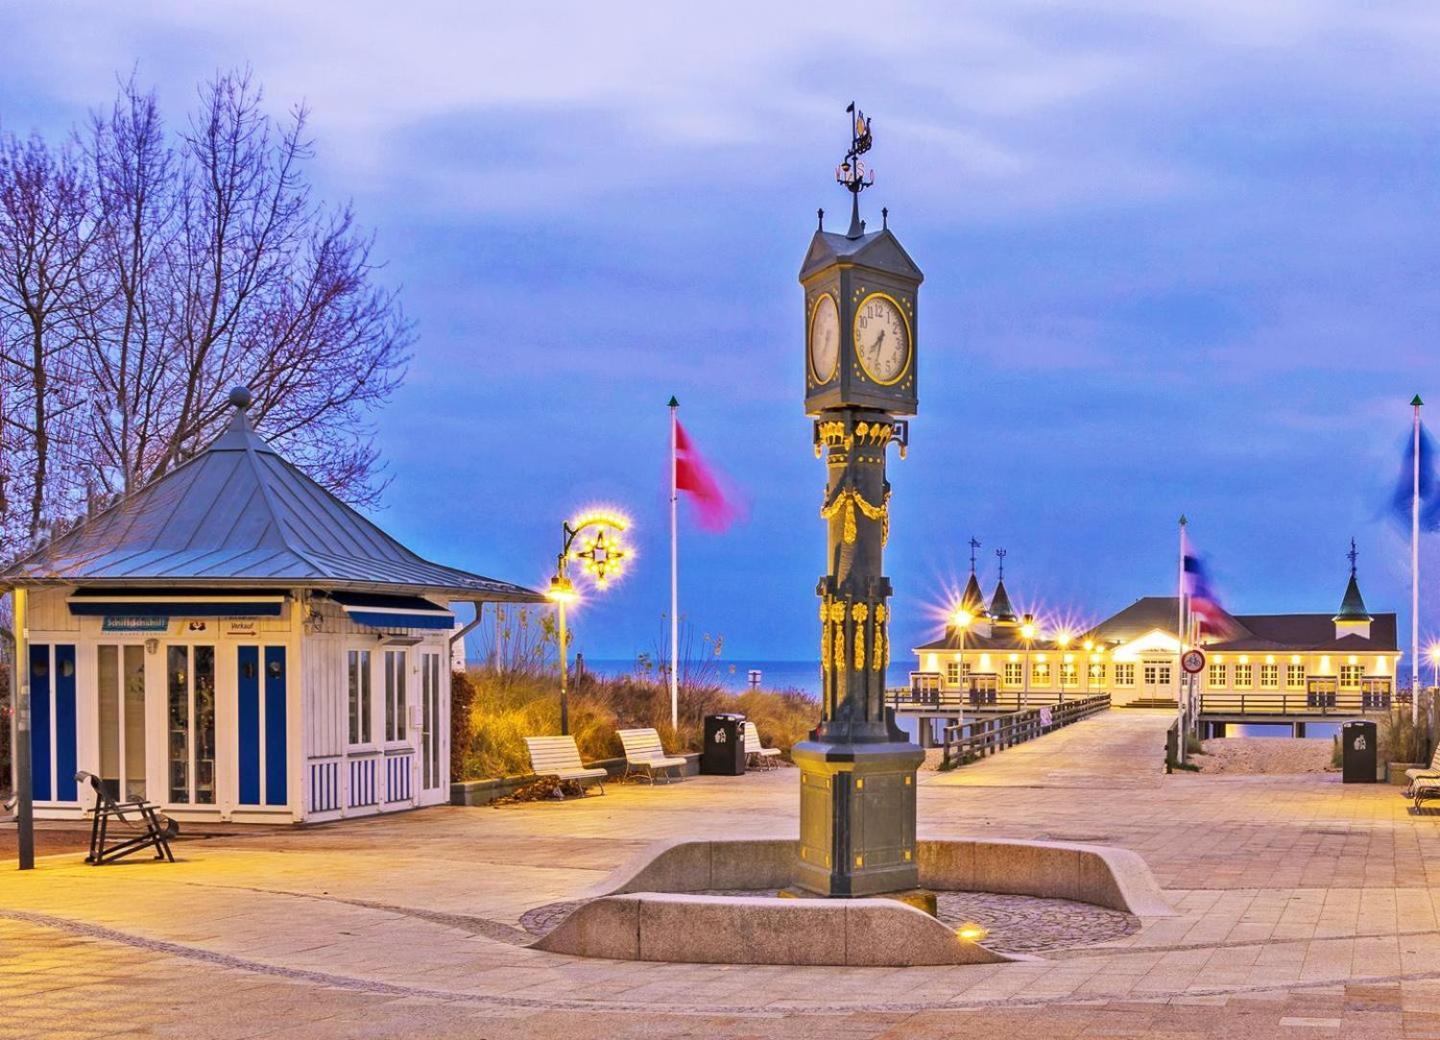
<box><xmin>546</xmin><ymin>513</ymin><xmax>628</xmax><ymax>735</ymax></box>
<box><xmin>794</xmin><ymin>105</ymin><xmax>927</xmax><ymax>901</ymax></box>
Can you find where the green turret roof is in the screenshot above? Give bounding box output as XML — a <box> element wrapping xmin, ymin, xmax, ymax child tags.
<box><xmin>988</xmin><ymin>578</ymin><xmax>1018</xmax><ymax>625</ymax></box>
<box><xmin>1334</xmin><ymin>573</ymin><xmax>1372</xmax><ymax>623</ymax></box>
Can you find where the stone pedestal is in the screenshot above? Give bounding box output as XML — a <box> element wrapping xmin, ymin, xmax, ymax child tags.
<box><xmin>791</xmin><ymin>715</ymin><xmax>924</xmax><ymax>897</ymax></box>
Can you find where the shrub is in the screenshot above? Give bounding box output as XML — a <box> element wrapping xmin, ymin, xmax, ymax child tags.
<box><xmin>1379</xmin><ymin>707</ymin><xmax>1429</xmax><ymax>764</ymax></box>
<box><xmin>452</xmin><ymin>667</ymin><xmax>820</xmax><ymax>781</ymax></box>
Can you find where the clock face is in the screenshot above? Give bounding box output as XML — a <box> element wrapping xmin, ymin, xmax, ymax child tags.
<box><xmin>808</xmin><ymin>294</ymin><xmax>839</xmax><ymax>383</ymax></box>
<box><xmin>854</xmin><ymin>293</ymin><xmax>910</xmax><ymax>385</ymax></box>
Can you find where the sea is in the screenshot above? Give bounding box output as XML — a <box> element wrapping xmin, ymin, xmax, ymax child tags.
<box><xmin>581</xmin><ymin>658</ymin><xmax>908</xmax><ymax>697</ymax></box>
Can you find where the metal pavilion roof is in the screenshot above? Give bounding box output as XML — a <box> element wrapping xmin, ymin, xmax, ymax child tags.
<box><xmin>1</xmin><ymin>397</ymin><xmax>543</xmax><ymax>603</ymax></box>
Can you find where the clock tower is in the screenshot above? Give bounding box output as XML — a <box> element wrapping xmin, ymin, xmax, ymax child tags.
<box><xmin>791</xmin><ymin>106</ymin><xmax>926</xmax><ymax>900</ymax></box>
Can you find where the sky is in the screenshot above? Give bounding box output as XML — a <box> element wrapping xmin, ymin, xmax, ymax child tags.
<box><xmin>3</xmin><ymin>2</ymin><xmax>1440</xmax><ymax>666</ymax></box>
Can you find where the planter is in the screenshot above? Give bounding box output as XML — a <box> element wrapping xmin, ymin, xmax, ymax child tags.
<box><xmin>1388</xmin><ymin>762</ymin><xmax>1424</xmax><ymax>786</ymax></box>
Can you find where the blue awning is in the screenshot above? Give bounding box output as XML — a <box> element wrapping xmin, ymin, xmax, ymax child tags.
<box><xmin>68</xmin><ymin>588</ymin><xmax>286</xmax><ymax>617</ymax></box>
<box><xmin>330</xmin><ymin>591</ymin><xmax>455</xmax><ymax>631</ymax></box>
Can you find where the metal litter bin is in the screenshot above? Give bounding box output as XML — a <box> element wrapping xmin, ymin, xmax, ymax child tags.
<box><xmin>701</xmin><ymin>713</ymin><xmax>746</xmax><ymax>775</ymax></box>
<box><xmin>1341</xmin><ymin>719</ymin><xmax>1377</xmax><ymax>783</ymax></box>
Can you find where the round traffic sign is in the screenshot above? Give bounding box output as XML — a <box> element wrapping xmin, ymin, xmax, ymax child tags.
<box><xmin>1181</xmin><ymin>649</ymin><xmax>1206</xmax><ymax>674</ymax></box>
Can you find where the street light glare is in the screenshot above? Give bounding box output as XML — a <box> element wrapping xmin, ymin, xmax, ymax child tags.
<box><xmin>950</xmin><ymin>608</ymin><xmax>974</xmax><ymax>629</ymax></box>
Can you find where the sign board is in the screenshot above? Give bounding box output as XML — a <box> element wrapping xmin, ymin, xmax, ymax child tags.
<box><xmin>102</xmin><ymin>616</ymin><xmax>169</xmax><ymax>633</ymax></box>
<box><xmin>1181</xmin><ymin>649</ymin><xmax>1206</xmax><ymax>674</ymax></box>
<box><xmin>225</xmin><ymin>619</ymin><xmax>260</xmax><ymax>638</ymax></box>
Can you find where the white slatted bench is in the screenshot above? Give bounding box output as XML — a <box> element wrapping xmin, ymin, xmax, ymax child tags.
<box><xmin>743</xmin><ymin>722</ymin><xmax>782</xmax><ymax>769</ymax></box>
<box><xmin>618</xmin><ymin>728</ymin><xmax>687</xmax><ymax>784</ymax></box>
<box><xmin>1404</xmin><ymin>744</ymin><xmax>1440</xmax><ymax>785</ymax></box>
<box><xmin>523</xmin><ymin>736</ymin><xmax>607</xmax><ymax>796</ymax></box>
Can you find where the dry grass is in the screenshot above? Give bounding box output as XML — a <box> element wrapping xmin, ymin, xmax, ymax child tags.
<box><xmin>451</xmin><ymin>668</ymin><xmax>819</xmax><ymax>781</ymax></box>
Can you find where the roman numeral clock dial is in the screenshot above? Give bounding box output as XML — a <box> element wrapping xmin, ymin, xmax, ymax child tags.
<box><xmin>854</xmin><ymin>293</ymin><xmax>910</xmax><ymax>384</ymax></box>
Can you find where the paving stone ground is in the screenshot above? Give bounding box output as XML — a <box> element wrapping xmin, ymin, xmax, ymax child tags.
<box><xmin>9</xmin><ymin>708</ymin><xmax>1440</xmax><ymax>1038</ymax></box>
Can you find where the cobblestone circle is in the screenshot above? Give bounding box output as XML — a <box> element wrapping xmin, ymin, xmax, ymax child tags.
<box><xmin>519</xmin><ymin>890</ymin><xmax>1138</xmax><ymax>953</ymax></box>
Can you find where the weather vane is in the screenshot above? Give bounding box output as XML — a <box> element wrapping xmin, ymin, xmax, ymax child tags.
<box><xmin>995</xmin><ymin>547</ymin><xmax>1007</xmax><ymax>581</ymax></box>
<box><xmin>1348</xmin><ymin>537</ymin><xmax>1358</xmax><ymax>577</ymax></box>
<box><xmin>968</xmin><ymin>536</ymin><xmax>981</xmax><ymax>573</ymax></box>
<box><xmin>835</xmin><ymin>101</ymin><xmax>874</xmax><ymax>237</ymax></box>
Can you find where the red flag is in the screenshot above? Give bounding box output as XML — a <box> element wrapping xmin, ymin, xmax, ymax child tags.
<box><xmin>674</xmin><ymin>420</ymin><xmax>736</xmax><ymax>531</ymax></box>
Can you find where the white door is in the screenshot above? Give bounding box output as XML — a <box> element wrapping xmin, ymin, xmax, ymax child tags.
<box><xmin>419</xmin><ymin>652</ymin><xmax>444</xmax><ymax>802</ymax></box>
<box><xmin>1142</xmin><ymin>658</ymin><xmax>1175</xmax><ymax>701</ymax></box>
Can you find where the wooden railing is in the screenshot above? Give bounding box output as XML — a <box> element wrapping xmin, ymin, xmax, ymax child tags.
<box><xmin>1198</xmin><ymin>691</ymin><xmax>1392</xmax><ymax>716</ymax></box>
<box><xmin>940</xmin><ymin>694</ymin><xmax>1110</xmax><ymax>769</ymax></box>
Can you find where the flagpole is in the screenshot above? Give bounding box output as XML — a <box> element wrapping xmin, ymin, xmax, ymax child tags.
<box><xmin>669</xmin><ymin>396</ymin><xmax>680</xmax><ymax>732</ymax></box>
<box><xmin>1414</xmin><ymin>395</ymin><xmax>1422</xmax><ymax>723</ymax></box>
<box><xmin>1177</xmin><ymin>516</ymin><xmax>1188</xmax><ymax>763</ymax></box>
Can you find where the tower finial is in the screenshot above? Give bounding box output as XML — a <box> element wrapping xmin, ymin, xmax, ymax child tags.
<box><xmin>968</xmin><ymin>536</ymin><xmax>981</xmax><ymax>574</ymax></box>
<box><xmin>995</xmin><ymin>547</ymin><xmax>1006</xmax><ymax>581</ymax></box>
<box><xmin>1348</xmin><ymin>537</ymin><xmax>1358</xmax><ymax>578</ymax></box>
<box><xmin>835</xmin><ymin>101</ymin><xmax>874</xmax><ymax>239</ymax></box>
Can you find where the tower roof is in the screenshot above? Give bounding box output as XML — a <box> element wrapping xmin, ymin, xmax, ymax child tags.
<box><xmin>1335</xmin><ymin>573</ymin><xmax>1372</xmax><ymax>623</ymax></box>
<box><xmin>988</xmin><ymin>578</ymin><xmax>1018</xmax><ymax>625</ymax></box>
<box><xmin>958</xmin><ymin>572</ymin><xmax>986</xmax><ymax>618</ymax></box>
<box><xmin>1</xmin><ymin>392</ymin><xmax>542</xmax><ymax>601</ymax></box>
<box><xmin>1334</xmin><ymin>538</ymin><xmax>1372</xmax><ymax>623</ymax></box>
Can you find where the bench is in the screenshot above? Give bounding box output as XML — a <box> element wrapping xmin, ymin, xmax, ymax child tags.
<box><xmin>75</xmin><ymin>771</ymin><xmax>177</xmax><ymax>865</ymax></box>
<box><xmin>617</xmin><ymin>728</ymin><xmax>687</xmax><ymax>784</ymax></box>
<box><xmin>1404</xmin><ymin>743</ymin><xmax>1440</xmax><ymax>785</ymax></box>
<box><xmin>743</xmin><ymin>722</ymin><xmax>782</xmax><ymax>769</ymax></box>
<box><xmin>523</xmin><ymin>736</ymin><xmax>608</xmax><ymax>795</ymax></box>
<box><xmin>1414</xmin><ymin>775</ymin><xmax>1440</xmax><ymax>812</ymax></box>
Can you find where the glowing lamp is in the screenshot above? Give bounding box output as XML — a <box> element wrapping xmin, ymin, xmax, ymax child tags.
<box><xmin>546</xmin><ymin>576</ymin><xmax>578</xmax><ymax>605</ymax></box>
<box><xmin>951</xmin><ymin>608</ymin><xmax>974</xmax><ymax>630</ymax></box>
<box><xmin>956</xmin><ymin>922</ymin><xmax>989</xmax><ymax>943</ymax></box>
<box><xmin>1019</xmin><ymin>622</ymin><xmax>1036</xmax><ymax>640</ymax></box>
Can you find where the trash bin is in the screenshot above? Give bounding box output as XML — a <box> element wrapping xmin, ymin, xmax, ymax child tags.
<box><xmin>701</xmin><ymin>713</ymin><xmax>747</xmax><ymax>775</ymax></box>
<box><xmin>1342</xmin><ymin>719</ymin><xmax>1377</xmax><ymax>783</ymax></box>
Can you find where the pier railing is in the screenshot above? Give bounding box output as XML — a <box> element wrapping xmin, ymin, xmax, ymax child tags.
<box><xmin>887</xmin><ymin>688</ymin><xmax>1093</xmax><ymax>713</ymax></box>
<box><xmin>940</xmin><ymin>693</ymin><xmax>1110</xmax><ymax>769</ymax></box>
<box><xmin>1198</xmin><ymin>691</ymin><xmax>1392</xmax><ymax>716</ymax></box>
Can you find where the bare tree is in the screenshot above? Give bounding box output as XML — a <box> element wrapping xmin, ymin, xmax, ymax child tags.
<box><xmin>0</xmin><ymin>68</ymin><xmax>412</xmax><ymax>564</ymax></box>
<box><xmin>0</xmin><ymin>133</ymin><xmax>94</xmax><ymax>542</ymax></box>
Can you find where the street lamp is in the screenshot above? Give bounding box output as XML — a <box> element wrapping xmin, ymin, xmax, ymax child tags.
<box><xmin>1019</xmin><ymin>613</ymin><xmax>1036</xmax><ymax>708</ymax></box>
<box><xmin>950</xmin><ymin>606</ymin><xmax>974</xmax><ymax>705</ymax></box>
<box><xmin>548</xmin><ymin>512</ymin><xmax>628</xmax><ymax>734</ymax></box>
<box><xmin>1429</xmin><ymin>643</ymin><xmax>1440</xmax><ymax>691</ymax></box>
<box><xmin>1056</xmin><ymin>632</ymin><xmax>1071</xmax><ymax>703</ymax></box>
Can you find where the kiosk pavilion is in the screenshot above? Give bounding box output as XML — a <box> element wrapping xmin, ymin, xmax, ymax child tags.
<box><xmin>3</xmin><ymin>390</ymin><xmax>542</xmax><ymax>824</ymax></box>
<box><xmin>913</xmin><ymin>553</ymin><xmax>1400</xmax><ymax>707</ymax></box>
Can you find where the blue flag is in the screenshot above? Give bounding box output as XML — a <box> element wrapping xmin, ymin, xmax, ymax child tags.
<box><xmin>1389</xmin><ymin>423</ymin><xmax>1440</xmax><ymax>532</ymax></box>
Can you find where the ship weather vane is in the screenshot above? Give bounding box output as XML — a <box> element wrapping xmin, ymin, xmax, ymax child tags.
<box><xmin>1348</xmin><ymin>537</ymin><xmax>1358</xmax><ymax>577</ymax></box>
<box><xmin>968</xmin><ymin>536</ymin><xmax>981</xmax><ymax>573</ymax></box>
<box><xmin>835</xmin><ymin>101</ymin><xmax>875</xmax><ymax>237</ymax></box>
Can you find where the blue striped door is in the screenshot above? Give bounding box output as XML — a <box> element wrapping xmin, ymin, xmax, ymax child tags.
<box><xmin>54</xmin><ymin>645</ymin><xmax>77</xmax><ymax>802</ymax></box>
<box><xmin>29</xmin><ymin>644</ymin><xmax>77</xmax><ymax>803</ymax></box>
<box><xmin>263</xmin><ymin>647</ymin><xmax>287</xmax><ymax>805</ymax></box>
<box><xmin>237</xmin><ymin>647</ymin><xmax>261</xmax><ymax>805</ymax></box>
<box><xmin>29</xmin><ymin>645</ymin><xmax>51</xmax><ymax>802</ymax></box>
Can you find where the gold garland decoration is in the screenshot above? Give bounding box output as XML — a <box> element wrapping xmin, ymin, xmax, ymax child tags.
<box><xmin>828</xmin><ymin>601</ymin><xmax>848</xmax><ymax>679</ymax></box>
<box><xmin>820</xmin><ymin>600</ymin><xmax>831</xmax><ymax>674</ymax></box>
<box><xmin>874</xmin><ymin>603</ymin><xmax>888</xmax><ymax>671</ymax></box>
<box><xmin>819</xmin><ymin>487</ymin><xmax>891</xmax><ymax>545</ymax></box>
<box><xmin>852</xmin><ymin>603</ymin><xmax>869</xmax><ymax>670</ymax></box>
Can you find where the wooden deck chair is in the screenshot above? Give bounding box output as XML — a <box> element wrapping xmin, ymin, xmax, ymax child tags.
<box><xmin>617</xmin><ymin>728</ymin><xmax>686</xmax><ymax>784</ymax></box>
<box><xmin>743</xmin><ymin>722</ymin><xmax>782</xmax><ymax>769</ymax></box>
<box><xmin>523</xmin><ymin>736</ymin><xmax>608</xmax><ymax>795</ymax></box>
<box><xmin>75</xmin><ymin>771</ymin><xmax>177</xmax><ymax>865</ymax></box>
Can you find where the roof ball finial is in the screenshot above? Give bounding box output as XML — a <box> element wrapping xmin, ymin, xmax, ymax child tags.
<box><xmin>229</xmin><ymin>386</ymin><xmax>253</xmax><ymax>410</ymax></box>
